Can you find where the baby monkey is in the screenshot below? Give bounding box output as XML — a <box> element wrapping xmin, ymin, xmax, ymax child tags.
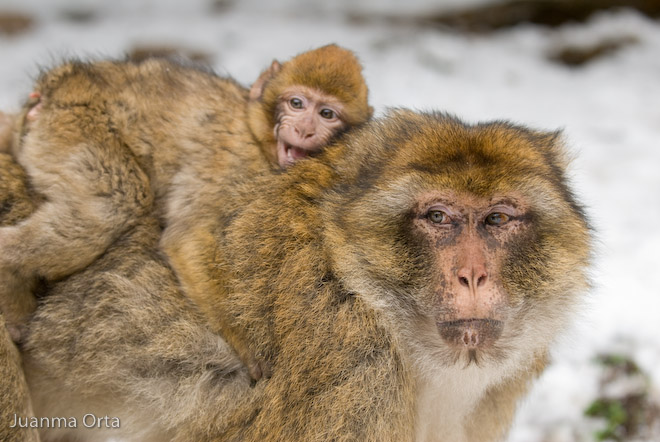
<box><xmin>248</xmin><ymin>46</ymin><xmax>372</xmax><ymax>167</ymax></box>
<box><xmin>0</xmin><ymin>45</ymin><xmax>373</xmax><ymax>367</ymax></box>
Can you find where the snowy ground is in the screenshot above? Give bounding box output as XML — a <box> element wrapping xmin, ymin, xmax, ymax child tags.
<box><xmin>1</xmin><ymin>1</ymin><xmax>658</xmax><ymax>441</ymax></box>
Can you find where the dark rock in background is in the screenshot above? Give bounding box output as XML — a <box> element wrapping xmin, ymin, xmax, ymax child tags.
<box><xmin>59</xmin><ymin>8</ymin><xmax>97</xmax><ymax>24</ymax></box>
<box><xmin>550</xmin><ymin>36</ymin><xmax>639</xmax><ymax>67</ymax></box>
<box><xmin>427</xmin><ymin>0</ymin><xmax>660</xmax><ymax>32</ymax></box>
<box><xmin>0</xmin><ymin>11</ymin><xmax>34</xmax><ymax>36</ymax></box>
<box><xmin>348</xmin><ymin>1</ymin><xmax>660</xmax><ymax>33</ymax></box>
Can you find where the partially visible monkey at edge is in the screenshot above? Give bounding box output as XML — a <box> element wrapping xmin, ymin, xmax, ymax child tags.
<box><xmin>1</xmin><ymin>110</ymin><xmax>591</xmax><ymax>441</ymax></box>
<box><xmin>0</xmin><ymin>150</ymin><xmax>257</xmax><ymax>442</ymax></box>
<box><xmin>0</xmin><ymin>44</ymin><xmax>373</xmax><ymax>378</ymax></box>
<box><xmin>0</xmin><ymin>154</ymin><xmax>39</xmax><ymax>442</ymax></box>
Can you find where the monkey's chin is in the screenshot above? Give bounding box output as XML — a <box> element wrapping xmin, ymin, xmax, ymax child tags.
<box><xmin>277</xmin><ymin>140</ymin><xmax>313</xmax><ymax>168</ymax></box>
<box><xmin>436</xmin><ymin>319</ymin><xmax>503</xmax><ymax>351</ymax></box>
<box><xmin>433</xmin><ymin>319</ymin><xmax>512</xmax><ymax>368</ymax></box>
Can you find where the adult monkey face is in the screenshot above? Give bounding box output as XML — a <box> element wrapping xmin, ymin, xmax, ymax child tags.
<box><xmin>325</xmin><ymin>111</ymin><xmax>592</xmax><ymax>370</ymax></box>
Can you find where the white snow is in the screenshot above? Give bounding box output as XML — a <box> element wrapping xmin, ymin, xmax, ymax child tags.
<box><xmin>1</xmin><ymin>1</ymin><xmax>658</xmax><ymax>440</ymax></box>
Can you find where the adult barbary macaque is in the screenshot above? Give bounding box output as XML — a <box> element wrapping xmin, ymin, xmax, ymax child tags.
<box><xmin>16</xmin><ymin>110</ymin><xmax>590</xmax><ymax>441</ymax></box>
<box><xmin>0</xmin><ymin>44</ymin><xmax>372</xmax><ymax>367</ymax></box>
<box><xmin>190</xmin><ymin>110</ymin><xmax>592</xmax><ymax>441</ymax></box>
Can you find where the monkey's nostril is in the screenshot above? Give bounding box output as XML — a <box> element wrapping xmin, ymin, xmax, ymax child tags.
<box><xmin>459</xmin><ymin>276</ymin><xmax>469</xmax><ymax>287</ymax></box>
<box><xmin>477</xmin><ymin>274</ymin><xmax>487</xmax><ymax>287</ymax></box>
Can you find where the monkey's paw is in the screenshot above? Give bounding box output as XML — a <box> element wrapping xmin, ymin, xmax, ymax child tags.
<box><xmin>244</xmin><ymin>352</ymin><xmax>273</xmax><ymax>382</ymax></box>
<box><xmin>6</xmin><ymin>323</ymin><xmax>26</xmax><ymax>344</ymax></box>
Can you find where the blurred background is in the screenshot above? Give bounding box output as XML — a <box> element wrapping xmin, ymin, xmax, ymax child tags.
<box><xmin>0</xmin><ymin>0</ymin><xmax>658</xmax><ymax>440</ymax></box>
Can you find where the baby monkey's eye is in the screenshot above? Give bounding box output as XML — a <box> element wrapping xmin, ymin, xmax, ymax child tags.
<box><xmin>320</xmin><ymin>109</ymin><xmax>335</xmax><ymax>119</ymax></box>
<box><xmin>485</xmin><ymin>212</ymin><xmax>510</xmax><ymax>226</ymax></box>
<box><xmin>427</xmin><ymin>210</ymin><xmax>451</xmax><ymax>224</ymax></box>
<box><xmin>290</xmin><ymin>98</ymin><xmax>303</xmax><ymax>109</ymax></box>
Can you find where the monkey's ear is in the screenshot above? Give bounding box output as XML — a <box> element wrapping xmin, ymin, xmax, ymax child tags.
<box><xmin>249</xmin><ymin>60</ymin><xmax>282</xmax><ymax>101</ymax></box>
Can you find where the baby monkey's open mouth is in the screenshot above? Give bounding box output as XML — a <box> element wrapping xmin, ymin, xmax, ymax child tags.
<box><xmin>285</xmin><ymin>143</ymin><xmax>310</xmax><ymax>161</ymax></box>
<box><xmin>277</xmin><ymin>140</ymin><xmax>318</xmax><ymax>167</ymax></box>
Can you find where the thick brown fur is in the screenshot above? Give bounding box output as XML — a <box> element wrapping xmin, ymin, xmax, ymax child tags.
<box><xmin>0</xmin><ymin>314</ymin><xmax>39</xmax><ymax>442</ymax></box>
<box><xmin>21</xmin><ymin>217</ymin><xmax>260</xmax><ymax>442</ymax></box>
<box><xmin>9</xmin><ymin>110</ymin><xmax>590</xmax><ymax>441</ymax></box>
<box><xmin>0</xmin><ymin>153</ymin><xmax>257</xmax><ymax>441</ymax></box>
<box><xmin>0</xmin><ymin>46</ymin><xmax>371</xmax><ymax>380</ymax></box>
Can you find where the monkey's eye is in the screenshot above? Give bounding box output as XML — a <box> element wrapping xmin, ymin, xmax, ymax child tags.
<box><xmin>427</xmin><ymin>210</ymin><xmax>451</xmax><ymax>224</ymax></box>
<box><xmin>320</xmin><ymin>108</ymin><xmax>335</xmax><ymax>119</ymax></box>
<box><xmin>290</xmin><ymin>98</ymin><xmax>303</xmax><ymax>109</ymax></box>
<box><xmin>485</xmin><ymin>213</ymin><xmax>510</xmax><ymax>226</ymax></box>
